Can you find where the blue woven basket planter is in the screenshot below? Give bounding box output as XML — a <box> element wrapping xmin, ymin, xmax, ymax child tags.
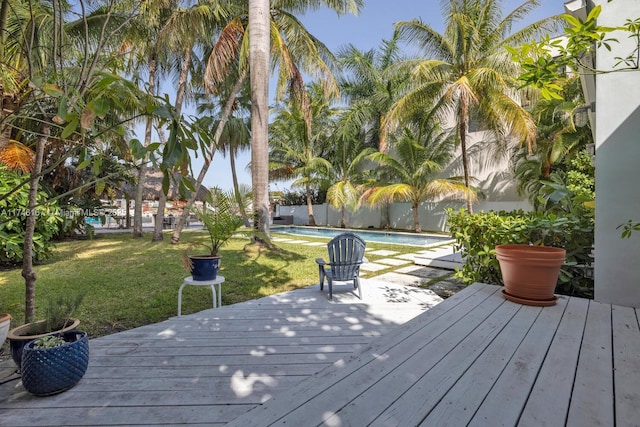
<box><xmin>21</xmin><ymin>331</ymin><xmax>89</xmax><ymax>396</ymax></box>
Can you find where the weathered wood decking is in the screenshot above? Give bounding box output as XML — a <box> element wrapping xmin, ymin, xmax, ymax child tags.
<box><xmin>227</xmin><ymin>283</ymin><xmax>640</xmax><ymax>427</ymax></box>
<box><xmin>0</xmin><ymin>280</ymin><xmax>442</xmax><ymax>426</ymax></box>
<box><xmin>2</xmin><ymin>282</ymin><xmax>639</xmax><ymax>426</ymax></box>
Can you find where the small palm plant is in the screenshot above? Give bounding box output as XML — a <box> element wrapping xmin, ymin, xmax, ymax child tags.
<box><xmin>194</xmin><ymin>188</ymin><xmax>244</xmax><ymax>256</ymax></box>
<box><xmin>183</xmin><ymin>188</ymin><xmax>244</xmax><ymax>280</ymax></box>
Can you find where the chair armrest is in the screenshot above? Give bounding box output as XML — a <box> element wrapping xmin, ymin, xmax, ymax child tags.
<box><xmin>315</xmin><ymin>258</ymin><xmax>326</xmax><ymax>266</ymax></box>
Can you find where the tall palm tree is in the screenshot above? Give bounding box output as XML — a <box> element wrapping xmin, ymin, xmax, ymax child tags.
<box><xmin>194</xmin><ymin>85</ymin><xmax>253</xmax><ymax>227</ymax></box>
<box><xmin>364</xmin><ymin>119</ymin><xmax>475</xmax><ymax>232</ymax></box>
<box><xmin>124</xmin><ymin>0</ymin><xmax>230</xmax><ymax>239</ymax></box>
<box><xmin>249</xmin><ymin>0</ymin><xmax>271</xmax><ymax>238</ymax></box>
<box><xmin>337</xmin><ymin>34</ymin><xmax>408</xmax><ymax>153</ymax></box>
<box><xmin>393</xmin><ymin>0</ymin><xmax>560</xmax><ymax>213</ymax></box>
<box><xmin>169</xmin><ymin>0</ymin><xmax>364</xmax><ymax>243</ymax></box>
<box><xmin>270</xmin><ymin>84</ymin><xmax>335</xmax><ymax>225</ymax></box>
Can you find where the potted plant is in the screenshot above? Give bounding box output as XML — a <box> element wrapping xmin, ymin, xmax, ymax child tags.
<box><xmin>496</xmin><ymin>244</ymin><xmax>566</xmax><ymax>306</ymax></box>
<box><xmin>183</xmin><ymin>188</ymin><xmax>244</xmax><ymax>281</ymax></box>
<box><xmin>20</xmin><ymin>330</ymin><xmax>89</xmax><ymax>396</ymax></box>
<box><xmin>7</xmin><ymin>293</ymin><xmax>84</xmax><ymax>367</ymax></box>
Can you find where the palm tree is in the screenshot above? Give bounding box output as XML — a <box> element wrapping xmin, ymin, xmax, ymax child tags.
<box><xmin>124</xmin><ymin>0</ymin><xmax>230</xmax><ymax>240</ymax></box>
<box><xmin>194</xmin><ymin>85</ymin><xmax>253</xmax><ymax>227</ymax></box>
<box><xmin>168</xmin><ymin>0</ymin><xmax>364</xmax><ymax>243</ymax></box>
<box><xmin>364</xmin><ymin>118</ymin><xmax>475</xmax><ymax>232</ymax></box>
<box><xmin>270</xmin><ymin>84</ymin><xmax>335</xmax><ymax>225</ymax></box>
<box><xmin>337</xmin><ymin>34</ymin><xmax>409</xmax><ymax>153</ymax></box>
<box><xmin>393</xmin><ymin>0</ymin><xmax>560</xmax><ymax>213</ymax></box>
<box><xmin>325</xmin><ymin>131</ymin><xmax>375</xmax><ymax>228</ymax></box>
<box><xmin>249</xmin><ymin>0</ymin><xmax>271</xmax><ymax>238</ymax></box>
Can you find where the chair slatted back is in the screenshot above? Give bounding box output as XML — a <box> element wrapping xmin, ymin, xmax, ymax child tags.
<box><xmin>327</xmin><ymin>233</ymin><xmax>366</xmax><ymax>280</ymax></box>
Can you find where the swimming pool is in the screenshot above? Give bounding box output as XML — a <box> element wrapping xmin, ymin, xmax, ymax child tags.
<box><xmin>271</xmin><ymin>226</ymin><xmax>453</xmax><ymax>247</ymax></box>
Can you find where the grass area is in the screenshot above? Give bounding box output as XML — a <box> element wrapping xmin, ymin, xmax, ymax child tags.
<box><xmin>0</xmin><ymin>229</ymin><xmax>422</xmax><ymax>338</ymax></box>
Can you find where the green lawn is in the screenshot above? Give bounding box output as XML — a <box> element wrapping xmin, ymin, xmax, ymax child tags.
<box><xmin>0</xmin><ymin>230</ymin><xmax>422</xmax><ymax>338</ymax></box>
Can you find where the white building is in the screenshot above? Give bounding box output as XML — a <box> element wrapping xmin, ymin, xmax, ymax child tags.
<box><xmin>565</xmin><ymin>0</ymin><xmax>640</xmax><ymax>307</ymax></box>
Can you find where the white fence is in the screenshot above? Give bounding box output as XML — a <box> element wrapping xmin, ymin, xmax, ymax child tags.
<box><xmin>275</xmin><ymin>200</ymin><xmax>533</xmax><ymax>233</ymax></box>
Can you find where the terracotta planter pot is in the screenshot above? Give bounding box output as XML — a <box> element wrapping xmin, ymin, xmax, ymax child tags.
<box><xmin>7</xmin><ymin>318</ymin><xmax>81</xmax><ymax>368</ymax></box>
<box><xmin>496</xmin><ymin>244</ymin><xmax>566</xmax><ymax>306</ymax></box>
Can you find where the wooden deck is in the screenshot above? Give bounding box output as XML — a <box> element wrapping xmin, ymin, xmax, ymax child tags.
<box><xmin>0</xmin><ymin>279</ymin><xmax>442</xmax><ymax>426</ymax></box>
<box><xmin>2</xmin><ymin>282</ymin><xmax>639</xmax><ymax>426</ymax></box>
<box><xmin>227</xmin><ymin>283</ymin><xmax>640</xmax><ymax>427</ymax></box>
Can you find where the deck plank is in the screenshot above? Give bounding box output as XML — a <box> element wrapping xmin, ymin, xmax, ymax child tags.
<box><xmin>414</xmin><ymin>304</ymin><xmax>542</xmax><ymax>427</ymax></box>
<box><xmin>518</xmin><ymin>296</ymin><xmax>589</xmax><ymax>427</ymax></box>
<box><xmin>469</xmin><ymin>296</ymin><xmax>568</xmax><ymax>427</ymax></box>
<box><xmin>566</xmin><ymin>300</ymin><xmax>614</xmax><ymax>427</ymax></box>
<box><xmin>612</xmin><ymin>305</ymin><xmax>640</xmax><ymax>427</ymax></box>
<box><xmin>345</xmin><ymin>291</ymin><xmax>519</xmax><ymax>426</ymax></box>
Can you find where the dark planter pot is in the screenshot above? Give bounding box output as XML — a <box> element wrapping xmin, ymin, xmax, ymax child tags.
<box><xmin>21</xmin><ymin>330</ymin><xmax>89</xmax><ymax>396</ymax></box>
<box><xmin>190</xmin><ymin>255</ymin><xmax>221</xmax><ymax>281</ymax></box>
<box><xmin>7</xmin><ymin>318</ymin><xmax>81</xmax><ymax>368</ymax></box>
<box><xmin>496</xmin><ymin>244</ymin><xmax>566</xmax><ymax>306</ymax></box>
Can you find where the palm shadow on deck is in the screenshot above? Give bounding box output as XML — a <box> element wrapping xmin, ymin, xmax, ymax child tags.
<box><xmin>0</xmin><ymin>280</ymin><xmax>442</xmax><ymax>426</ymax></box>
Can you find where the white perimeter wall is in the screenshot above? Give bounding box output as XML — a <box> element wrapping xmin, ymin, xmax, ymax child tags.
<box><xmin>593</xmin><ymin>0</ymin><xmax>640</xmax><ymax>307</ymax></box>
<box><xmin>277</xmin><ymin>199</ymin><xmax>532</xmax><ymax>233</ymax></box>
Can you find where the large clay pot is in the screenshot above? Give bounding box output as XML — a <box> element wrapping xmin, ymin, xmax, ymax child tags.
<box><xmin>496</xmin><ymin>244</ymin><xmax>566</xmax><ymax>306</ymax></box>
<box><xmin>7</xmin><ymin>318</ymin><xmax>81</xmax><ymax>368</ymax></box>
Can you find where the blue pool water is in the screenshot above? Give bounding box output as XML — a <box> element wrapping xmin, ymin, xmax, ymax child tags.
<box><xmin>271</xmin><ymin>226</ymin><xmax>453</xmax><ymax>247</ymax></box>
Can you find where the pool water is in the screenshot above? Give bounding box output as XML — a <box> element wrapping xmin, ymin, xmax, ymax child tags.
<box><xmin>271</xmin><ymin>226</ymin><xmax>453</xmax><ymax>247</ymax></box>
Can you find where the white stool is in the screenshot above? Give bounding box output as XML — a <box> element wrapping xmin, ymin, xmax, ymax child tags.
<box><xmin>178</xmin><ymin>276</ymin><xmax>224</xmax><ymax>316</ymax></box>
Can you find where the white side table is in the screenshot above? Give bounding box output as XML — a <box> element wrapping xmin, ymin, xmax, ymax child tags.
<box><xmin>178</xmin><ymin>276</ymin><xmax>225</xmax><ymax>316</ymax></box>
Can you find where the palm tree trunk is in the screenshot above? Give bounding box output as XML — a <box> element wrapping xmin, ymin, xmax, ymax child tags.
<box><xmin>125</xmin><ymin>197</ymin><xmax>131</xmax><ymax>228</ymax></box>
<box><xmin>133</xmin><ymin>55</ymin><xmax>157</xmax><ymax>237</ymax></box>
<box><xmin>152</xmin><ymin>193</ymin><xmax>167</xmax><ymax>241</ymax></box>
<box><xmin>249</xmin><ymin>0</ymin><xmax>271</xmax><ymax>241</ymax></box>
<box><xmin>412</xmin><ymin>201</ymin><xmax>421</xmax><ymax>233</ymax></box>
<box><xmin>341</xmin><ymin>205</ymin><xmax>346</xmax><ymax>228</ymax></box>
<box><xmin>21</xmin><ymin>124</ymin><xmax>48</xmax><ymax>323</ymax></box>
<box><xmin>459</xmin><ymin>99</ymin><xmax>473</xmax><ymax>214</ymax></box>
<box><xmin>133</xmin><ymin>164</ymin><xmax>146</xmax><ymax>237</ymax></box>
<box><xmin>156</xmin><ymin>48</ymin><xmax>191</xmax><ymax>240</ymax></box>
<box><xmin>379</xmin><ymin>202</ymin><xmax>390</xmax><ymax>229</ymax></box>
<box><xmin>230</xmin><ymin>146</ymin><xmax>251</xmax><ymax>227</ymax></box>
<box><xmin>171</xmin><ymin>72</ymin><xmax>248</xmax><ymax>244</ymax></box>
<box><xmin>306</xmin><ymin>183</ymin><xmax>316</xmax><ymax>226</ymax></box>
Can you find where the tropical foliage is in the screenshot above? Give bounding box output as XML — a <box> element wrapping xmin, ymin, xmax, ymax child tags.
<box><xmin>392</xmin><ymin>0</ymin><xmax>561</xmax><ymax>212</ymax></box>
<box><xmin>0</xmin><ymin>167</ymin><xmax>63</xmax><ymax>265</ymax></box>
<box><xmin>447</xmin><ymin>208</ymin><xmax>594</xmax><ymax>298</ymax></box>
<box><xmin>1</xmin><ymin>0</ymin><xmax>602</xmax><ymax>322</ymax></box>
<box><xmin>364</xmin><ymin>117</ymin><xmax>474</xmax><ymax>232</ymax></box>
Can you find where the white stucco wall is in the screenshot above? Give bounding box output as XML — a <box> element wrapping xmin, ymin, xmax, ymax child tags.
<box><xmin>592</xmin><ymin>0</ymin><xmax>640</xmax><ymax>306</ymax></box>
<box><xmin>279</xmin><ymin>198</ymin><xmax>532</xmax><ymax>233</ymax></box>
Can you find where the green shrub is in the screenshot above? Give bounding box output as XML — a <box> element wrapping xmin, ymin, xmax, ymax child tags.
<box><xmin>0</xmin><ymin>167</ymin><xmax>63</xmax><ymax>266</ymax></box>
<box><xmin>446</xmin><ymin>208</ymin><xmax>594</xmax><ymax>298</ymax></box>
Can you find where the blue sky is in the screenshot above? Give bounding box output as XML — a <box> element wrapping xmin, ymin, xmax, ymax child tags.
<box><xmin>200</xmin><ymin>0</ymin><xmax>565</xmax><ymax>193</ymax></box>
